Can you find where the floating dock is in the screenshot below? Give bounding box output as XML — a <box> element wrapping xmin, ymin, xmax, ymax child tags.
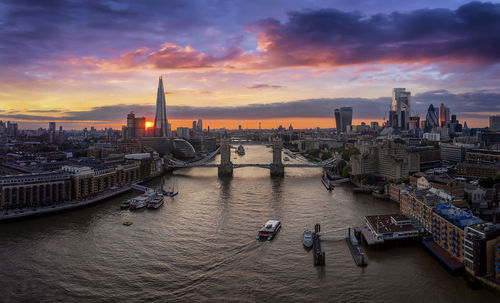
<box><xmin>313</xmin><ymin>223</ymin><xmax>325</xmax><ymax>266</ymax></box>
<box><xmin>345</xmin><ymin>237</ymin><xmax>367</xmax><ymax>267</ymax></box>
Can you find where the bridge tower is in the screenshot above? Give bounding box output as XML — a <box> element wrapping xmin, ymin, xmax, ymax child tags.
<box><xmin>218</xmin><ymin>133</ymin><xmax>233</xmax><ymax>177</ymax></box>
<box><xmin>270</xmin><ymin>133</ymin><xmax>284</xmax><ymax>177</ymax></box>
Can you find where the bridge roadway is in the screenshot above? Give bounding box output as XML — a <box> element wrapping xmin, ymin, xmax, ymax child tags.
<box><xmin>169</xmin><ymin>163</ymin><xmax>333</xmax><ymax>169</ymax></box>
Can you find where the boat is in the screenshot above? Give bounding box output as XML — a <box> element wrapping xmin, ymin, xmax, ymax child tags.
<box><xmin>303</xmin><ymin>230</ymin><xmax>313</xmax><ymax>248</ymax></box>
<box><xmin>256</xmin><ymin>220</ymin><xmax>281</xmax><ymax>240</ymax></box>
<box><xmin>236</xmin><ymin>144</ymin><xmax>245</xmax><ymax>155</ymax></box>
<box><xmin>129</xmin><ymin>191</ymin><xmax>156</xmax><ymax>210</ymax></box>
<box><xmin>283</xmin><ymin>156</ymin><xmax>290</xmax><ymax>161</ymax></box>
<box><xmin>147</xmin><ymin>193</ymin><xmax>164</xmax><ymax>209</ymax></box>
<box><xmin>123</xmin><ymin>221</ymin><xmax>133</xmax><ymax>226</ymax></box>
<box><xmin>163</xmin><ymin>178</ymin><xmax>178</xmax><ymax>197</ymax></box>
<box><xmin>120</xmin><ymin>199</ymin><xmax>132</xmax><ymax>209</ymax></box>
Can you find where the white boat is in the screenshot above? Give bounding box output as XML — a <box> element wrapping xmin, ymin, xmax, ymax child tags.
<box><xmin>129</xmin><ymin>191</ymin><xmax>156</xmax><ymax>210</ymax></box>
<box><xmin>256</xmin><ymin>220</ymin><xmax>281</xmax><ymax>240</ymax></box>
<box><xmin>120</xmin><ymin>199</ymin><xmax>132</xmax><ymax>209</ymax></box>
<box><xmin>163</xmin><ymin>178</ymin><xmax>178</xmax><ymax>197</ymax></box>
<box><xmin>303</xmin><ymin>230</ymin><xmax>313</xmax><ymax>248</ymax></box>
<box><xmin>147</xmin><ymin>193</ymin><xmax>164</xmax><ymax>209</ymax></box>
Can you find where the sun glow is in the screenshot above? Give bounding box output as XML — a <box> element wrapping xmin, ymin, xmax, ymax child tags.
<box><xmin>145</xmin><ymin>121</ymin><xmax>153</xmax><ymax>129</ymax></box>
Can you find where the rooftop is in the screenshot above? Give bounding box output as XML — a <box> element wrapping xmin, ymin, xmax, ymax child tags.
<box><xmin>365</xmin><ymin>214</ymin><xmax>417</xmax><ymax>234</ymax></box>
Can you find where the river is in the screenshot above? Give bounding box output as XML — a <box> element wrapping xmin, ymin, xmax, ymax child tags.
<box><xmin>0</xmin><ymin>145</ymin><xmax>496</xmax><ymax>302</ymax></box>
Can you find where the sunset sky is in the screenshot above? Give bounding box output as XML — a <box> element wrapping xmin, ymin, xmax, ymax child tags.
<box><xmin>1</xmin><ymin>0</ymin><xmax>499</xmax><ymax>130</ymax></box>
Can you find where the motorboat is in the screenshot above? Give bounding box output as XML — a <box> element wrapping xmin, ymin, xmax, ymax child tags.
<box><xmin>129</xmin><ymin>191</ymin><xmax>156</xmax><ymax>210</ymax></box>
<box><xmin>123</xmin><ymin>221</ymin><xmax>133</xmax><ymax>226</ymax></box>
<box><xmin>147</xmin><ymin>194</ymin><xmax>164</xmax><ymax>209</ymax></box>
<box><xmin>256</xmin><ymin>220</ymin><xmax>281</xmax><ymax>240</ymax></box>
<box><xmin>303</xmin><ymin>230</ymin><xmax>313</xmax><ymax>248</ymax></box>
<box><xmin>120</xmin><ymin>199</ymin><xmax>132</xmax><ymax>209</ymax></box>
<box><xmin>236</xmin><ymin>144</ymin><xmax>245</xmax><ymax>155</ymax></box>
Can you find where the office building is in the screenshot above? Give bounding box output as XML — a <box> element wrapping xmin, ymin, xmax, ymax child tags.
<box><xmin>197</xmin><ymin>119</ymin><xmax>203</xmax><ymax>131</ymax></box>
<box><xmin>490</xmin><ymin>115</ymin><xmax>500</xmax><ymax>130</ymax></box>
<box><xmin>177</xmin><ymin>127</ymin><xmax>190</xmax><ymax>140</ymax></box>
<box><xmin>49</xmin><ymin>122</ymin><xmax>56</xmax><ymax>132</ymax></box>
<box><xmin>350</xmin><ymin>140</ymin><xmax>420</xmax><ymax>181</ymax></box>
<box><xmin>424</xmin><ymin>104</ymin><xmax>439</xmax><ymax>132</ymax></box>
<box><xmin>440</xmin><ymin>103</ymin><xmax>450</xmax><ymax>127</ymax></box>
<box><xmin>153</xmin><ymin>76</ymin><xmax>169</xmax><ymax>137</ymax></box>
<box><xmin>408</xmin><ymin>116</ymin><xmax>420</xmax><ymax>130</ymax></box>
<box><xmin>391</xmin><ymin>88</ymin><xmax>411</xmax><ymax>130</ymax></box>
<box><xmin>334</xmin><ymin>107</ymin><xmax>353</xmax><ymax>133</ymax></box>
<box><xmin>334</xmin><ymin>109</ymin><xmax>341</xmax><ymax>132</ymax></box>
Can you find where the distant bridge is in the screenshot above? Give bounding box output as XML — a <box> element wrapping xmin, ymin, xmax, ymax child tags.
<box><xmin>167</xmin><ymin>134</ymin><xmax>343</xmax><ymax>177</ymax></box>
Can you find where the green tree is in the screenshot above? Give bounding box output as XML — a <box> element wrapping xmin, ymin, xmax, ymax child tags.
<box><xmin>342</xmin><ymin>165</ymin><xmax>352</xmax><ymax>178</ymax></box>
<box><xmin>321</xmin><ymin>151</ymin><xmax>332</xmax><ymax>160</ymax></box>
<box><xmin>306</xmin><ymin>149</ymin><xmax>320</xmax><ymax>158</ymax></box>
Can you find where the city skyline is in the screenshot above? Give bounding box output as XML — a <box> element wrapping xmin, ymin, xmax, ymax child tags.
<box><xmin>1</xmin><ymin>1</ymin><xmax>500</xmax><ymax>129</ymax></box>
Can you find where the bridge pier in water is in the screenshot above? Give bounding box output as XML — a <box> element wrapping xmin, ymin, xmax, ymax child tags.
<box><xmin>270</xmin><ymin>134</ymin><xmax>284</xmax><ymax>177</ymax></box>
<box><xmin>218</xmin><ymin>133</ymin><xmax>233</xmax><ymax>177</ymax></box>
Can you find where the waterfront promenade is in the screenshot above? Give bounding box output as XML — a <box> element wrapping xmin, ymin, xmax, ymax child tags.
<box><xmin>0</xmin><ymin>185</ymin><xmax>132</xmax><ymax>222</ymax></box>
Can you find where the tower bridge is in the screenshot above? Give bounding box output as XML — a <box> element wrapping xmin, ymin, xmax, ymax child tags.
<box><xmin>167</xmin><ymin>134</ymin><xmax>340</xmax><ymax>177</ymax></box>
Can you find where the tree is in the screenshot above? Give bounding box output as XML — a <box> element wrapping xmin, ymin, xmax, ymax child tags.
<box><xmin>306</xmin><ymin>149</ymin><xmax>320</xmax><ymax>158</ymax></box>
<box><xmin>342</xmin><ymin>165</ymin><xmax>352</xmax><ymax>178</ymax></box>
<box><xmin>321</xmin><ymin>151</ymin><xmax>332</xmax><ymax>160</ymax></box>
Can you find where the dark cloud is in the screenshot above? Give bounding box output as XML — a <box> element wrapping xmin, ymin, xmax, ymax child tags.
<box><xmin>2</xmin><ymin>89</ymin><xmax>498</xmax><ymax>123</ymax></box>
<box><xmin>25</xmin><ymin>109</ymin><xmax>62</xmax><ymax>113</ymax></box>
<box><xmin>246</xmin><ymin>84</ymin><xmax>284</xmax><ymax>89</ymax></box>
<box><xmin>251</xmin><ymin>2</ymin><xmax>500</xmax><ymax>67</ymax></box>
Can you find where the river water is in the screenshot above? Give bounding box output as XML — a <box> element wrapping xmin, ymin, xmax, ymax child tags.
<box><xmin>0</xmin><ymin>145</ymin><xmax>497</xmax><ymax>302</ymax></box>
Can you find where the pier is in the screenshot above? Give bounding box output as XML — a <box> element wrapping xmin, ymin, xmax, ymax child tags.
<box><xmin>313</xmin><ymin>223</ymin><xmax>325</xmax><ymax>266</ymax></box>
<box><xmin>346</xmin><ymin>227</ymin><xmax>368</xmax><ymax>267</ymax></box>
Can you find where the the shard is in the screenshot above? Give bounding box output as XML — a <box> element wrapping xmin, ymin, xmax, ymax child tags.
<box><xmin>154</xmin><ymin>76</ymin><xmax>168</xmax><ymax>137</ymax></box>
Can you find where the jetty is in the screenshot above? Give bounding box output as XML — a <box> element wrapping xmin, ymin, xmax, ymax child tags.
<box><xmin>313</xmin><ymin>223</ymin><xmax>325</xmax><ymax>266</ymax></box>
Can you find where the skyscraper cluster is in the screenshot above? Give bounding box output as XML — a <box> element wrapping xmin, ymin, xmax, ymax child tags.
<box><xmin>390</xmin><ymin>88</ymin><xmax>411</xmax><ymax>130</ymax></box>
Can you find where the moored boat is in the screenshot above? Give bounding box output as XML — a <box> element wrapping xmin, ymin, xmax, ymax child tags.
<box><xmin>147</xmin><ymin>194</ymin><xmax>164</xmax><ymax>209</ymax></box>
<box><xmin>303</xmin><ymin>230</ymin><xmax>313</xmax><ymax>248</ymax></box>
<box><xmin>129</xmin><ymin>191</ymin><xmax>156</xmax><ymax>210</ymax></box>
<box><xmin>120</xmin><ymin>199</ymin><xmax>132</xmax><ymax>209</ymax></box>
<box><xmin>163</xmin><ymin>178</ymin><xmax>178</xmax><ymax>197</ymax></box>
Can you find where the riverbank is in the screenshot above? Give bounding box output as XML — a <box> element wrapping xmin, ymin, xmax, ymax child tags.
<box><xmin>0</xmin><ymin>185</ymin><xmax>133</xmax><ymax>222</ymax></box>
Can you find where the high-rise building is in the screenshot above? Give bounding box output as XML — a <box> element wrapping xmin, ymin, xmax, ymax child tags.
<box><xmin>388</xmin><ymin>110</ymin><xmax>398</xmax><ymax>128</ymax></box>
<box><xmin>391</xmin><ymin>88</ymin><xmax>411</xmax><ymax>130</ymax></box>
<box><xmin>334</xmin><ymin>109</ymin><xmax>341</xmax><ymax>132</ymax></box>
<box><xmin>334</xmin><ymin>107</ymin><xmax>353</xmax><ymax>133</ymax></box>
<box><xmin>154</xmin><ymin>76</ymin><xmax>169</xmax><ymax>137</ymax></box>
<box><xmin>127</xmin><ymin>112</ymin><xmax>136</xmax><ymax>139</ymax></box>
<box><xmin>408</xmin><ymin>116</ymin><xmax>420</xmax><ymax>130</ymax></box>
<box><xmin>192</xmin><ymin>121</ymin><xmax>197</xmax><ymax>130</ymax></box>
<box><xmin>424</xmin><ymin>104</ymin><xmax>439</xmax><ymax>132</ymax></box>
<box><xmin>490</xmin><ymin>115</ymin><xmax>500</xmax><ymax>130</ymax></box>
<box><xmin>197</xmin><ymin>119</ymin><xmax>203</xmax><ymax>131</ymax></box>
<box><xmin>440</xmin><ymin>103</ymin><xmax>450</xmax><ymax>127</ymax></box>
<box><xmin>49</xmin><ymin>122</ymin><xmax>56</xmax><ymax>132</ymax></box>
